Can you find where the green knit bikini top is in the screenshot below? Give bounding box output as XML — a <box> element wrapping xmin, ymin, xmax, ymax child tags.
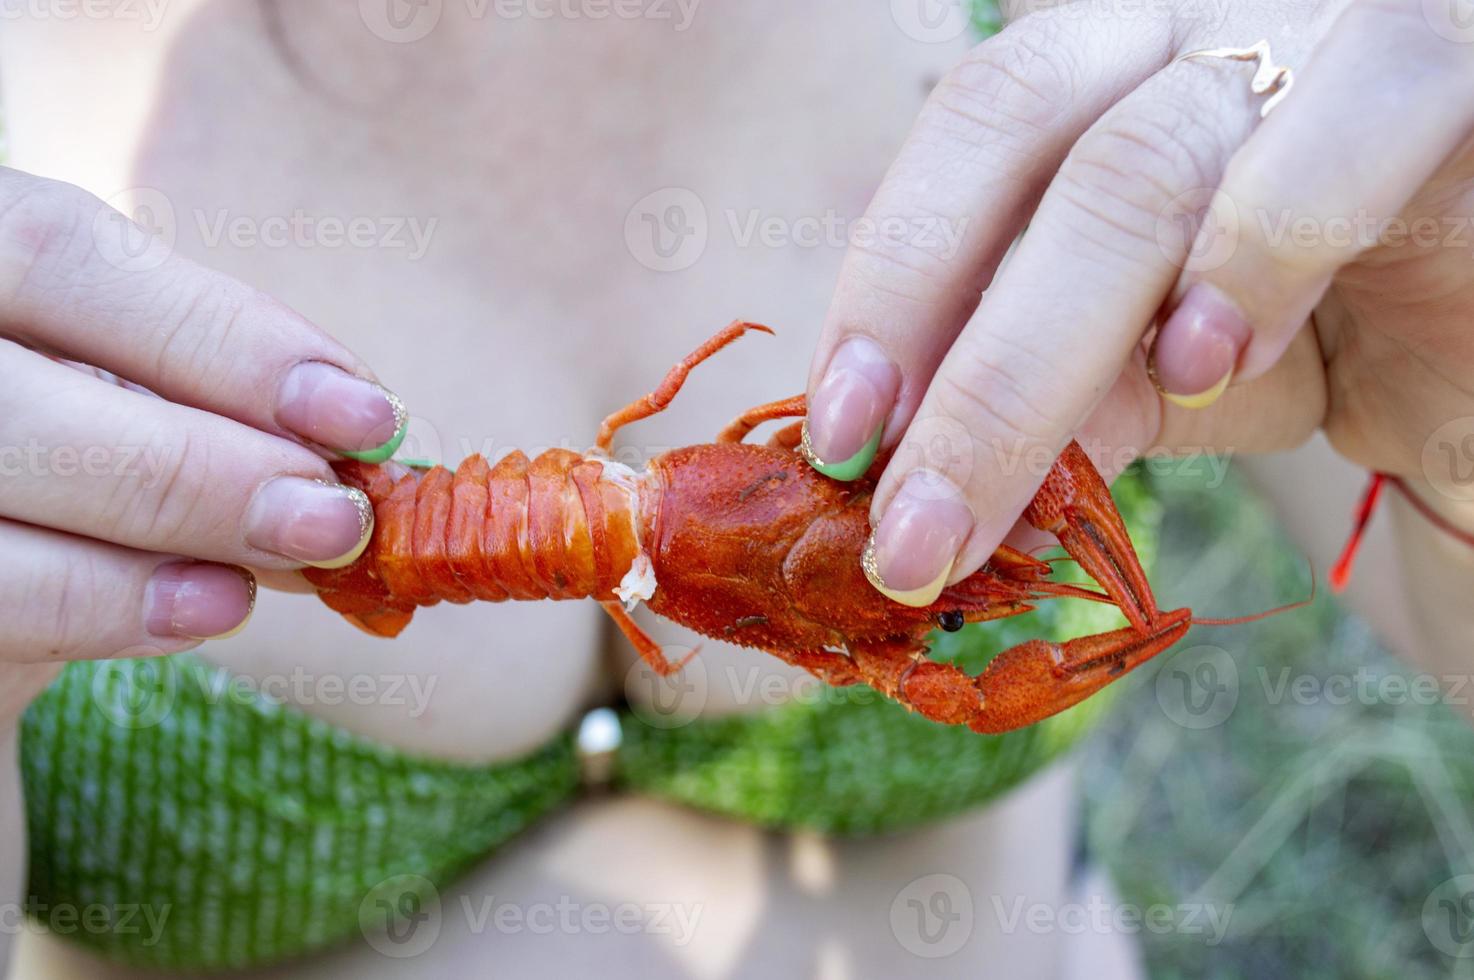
<box><xmin>19</xmin><ymin>464</ymin><xmax>1155</xmax><ymax>972</ymax></box>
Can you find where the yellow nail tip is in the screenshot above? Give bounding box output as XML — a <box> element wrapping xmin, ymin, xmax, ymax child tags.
<box><xmin>861</xmin><ymin>534</ymin><xmax>953</xmax><ymax>608</ymax></box>
<box><xmin>1159</xmin><ymin>368</ymin><xmax>1233</xmax><ymax>411</ymax></box>
<box><xmin>200</xmin><ymin>611</ymin><xmax>253</xmax><ymax>642</ymax></box>
<box><xmin>194</xmin><ymin>571</ymin><xmax>257</xmax><ymax>641</ymax></box>
<box><xmin>301</xmin><ymin>488</ymin><xmax>375</xmax><ymax>570</ymax></box>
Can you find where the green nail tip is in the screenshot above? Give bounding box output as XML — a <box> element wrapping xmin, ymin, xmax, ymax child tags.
<box><xmin>339</xmin><ymin>419</ymin><xmax>407</xmax><ymax>464</ymax></box>
<box><xmin>810</xmin><ymin>426</ymin><xmax>882</xmax><ymax>482</ymax></box>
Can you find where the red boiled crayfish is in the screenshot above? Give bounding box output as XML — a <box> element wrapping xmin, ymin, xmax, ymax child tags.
<box><xmin>305</xmin><ymin>321</ymin><xmax>1212</xmax><ymax>734</ymax></box>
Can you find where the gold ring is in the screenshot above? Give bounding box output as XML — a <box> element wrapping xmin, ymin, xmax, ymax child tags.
<box><xmin>1175</xmin><ymin>40</ymin><xmax>1294</xmax><ymax>119</ymax></box>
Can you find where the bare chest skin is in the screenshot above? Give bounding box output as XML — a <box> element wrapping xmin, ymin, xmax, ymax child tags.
<box><xmin>3</xmin><ymin>5</ymin><xmax>1102</xmax><ymax>976</ymax></box>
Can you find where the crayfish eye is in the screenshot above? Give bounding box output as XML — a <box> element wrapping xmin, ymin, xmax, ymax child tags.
<box><xmin>937</xmin><ymin>611</ymin><xmax>965</xmax><ymax>633</ymax></box>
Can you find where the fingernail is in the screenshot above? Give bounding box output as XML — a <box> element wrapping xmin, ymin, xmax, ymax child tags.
<box><xmin>862</xmin><ymin>470</ymin><xmax>974</xmax><ymax>608</ymax></box>
<box><xmin>277</xmin><ymin>362</ymin><xmax>408</xmax><ymax>462</ymax></box>
<box><xmin>802</xmin><ymin>336</ymin><xmax>900</xmax><ymax>481</ymax></box>
<box><xmin>145</xmin><ymin>563</ymin><xmax>257</xmax><ymax>640</ymax></box>
<box><xmin>244</xmin><ymin>477</ymin><xmax>374</xmax><ymax>568</ymax></box>
<box><xmin>1148</xmin><ymin>282</ymin><xmax>1250</xmax><ymax>410</ymax></box>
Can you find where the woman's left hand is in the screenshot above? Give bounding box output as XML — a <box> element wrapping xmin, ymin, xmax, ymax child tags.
<box><xmin>803</xmin><ymin>0</ymin><xmax>1474</xmax><ymax>605</ymax></box>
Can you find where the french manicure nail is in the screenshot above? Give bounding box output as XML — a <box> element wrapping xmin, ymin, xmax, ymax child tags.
<box><xmin>244</xmin><ymin>477</ymin><xmax>374</xmax><ymax>568</ymax></box>
<box><xmin>145</xmin><ymin>563</ymin><xmax>256</xmax><ymax>640</ymax></box>
<box><xmin>863</xmin><ymin>470</ymin><xmax>974</xmax><ymax>608</ymax></box>
<box><xmin>802</xmin><ymin>336</ymin><xmax>900</xmax><ymax>481</ymax></box>
<box><xmin>1149</xmin><ymin>282</ymin><xmax>1251</xmax><ymax>410</ymax></box>
<box><xmin>277</xmin><ymin>361</ymin><xmax>408</xmax><ymax>462</ymax></box>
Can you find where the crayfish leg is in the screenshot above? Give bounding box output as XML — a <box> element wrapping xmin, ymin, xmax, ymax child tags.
<box><xmin>601</xmin><ymin>601</ymin><xmax>699</xmax><ymax>677</ymax></box>
<box><xmin>595</xmin><ymin>320</ymin><xmax>773</xmax><ymax>452</ymax></box>
<box><xmin>716</xmin><ymin>394</ymin><xmax>806</xmax><ymax>444</ymax></box>
<box><xmin>766</xmin><ymin>421</ymin><xmax>804</xmax><ymax>451</ymax></box>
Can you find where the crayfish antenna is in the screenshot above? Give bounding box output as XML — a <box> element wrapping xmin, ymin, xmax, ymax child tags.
<box><xmin>1190</xmin><ymin>559</ymin><xmax>1317</xmax><ymax>627</ymax></box>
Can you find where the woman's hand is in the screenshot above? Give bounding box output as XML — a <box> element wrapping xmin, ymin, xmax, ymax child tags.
<box><xmin>803</xmin><ymin>0</ymin><xmax>1474</xmax><ymax>605</ymax></box>
<box><xmin>0</xmin><ymin>168</ymin><xmax>406</xmax><ymax>663</ymax></box>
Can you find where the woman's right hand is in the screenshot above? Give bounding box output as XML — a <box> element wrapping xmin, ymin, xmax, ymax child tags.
<box><xmin>0</xmin><ymin>168</ymin><xmax>406</xmax><ymax>665</ymax></box>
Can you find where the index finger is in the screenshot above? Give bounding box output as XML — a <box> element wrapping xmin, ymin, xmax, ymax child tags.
<box><xmin>0</xmin><ymin>170</ymin><xmax>407</xmax><ymax>463</ymax></box>
<box><xmin>802</xmin><ymin>10</ymin><xmax>1172</xmax><ymax>478</ymax></box>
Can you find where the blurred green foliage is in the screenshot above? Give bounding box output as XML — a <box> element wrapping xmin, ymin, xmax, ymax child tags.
<box><xmin>1082</xmin><ymin>465</ymin><xmax>1474</xmax><ymax>979</ymax></box>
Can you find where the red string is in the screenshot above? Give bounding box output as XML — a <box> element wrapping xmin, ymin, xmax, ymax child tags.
<box><xmin>1330</xmin><ymin>473</ymin><xmax>1385</xmax><ymax>593</ymax></box>
<box><xmin>1331</xmin><ymin>472</ymin><xmax>1474</xmax><ymax>592</ymax></box>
